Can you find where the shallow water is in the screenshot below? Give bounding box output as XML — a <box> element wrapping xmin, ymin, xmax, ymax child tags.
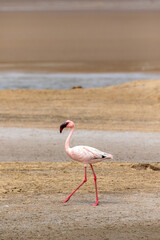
<box><xmin>1</xmin><ymin>0</ymin><xmax>160</xmax><ymax>11</ymax></box>
<box><xmin>0</xmin><ymin>72</ymin><xmax>160</xmax><ymax>90</ymax></box>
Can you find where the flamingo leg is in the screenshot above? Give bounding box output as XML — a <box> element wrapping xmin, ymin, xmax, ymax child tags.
<box><xmin>62</xmin><ymin>166</ymin><xmax>87</xmax><ymax>203</ymax></box>
<box><xmin>90</xmin><ymin>164</ymin><xmax>99</xmax><ymax>206</ymax></box>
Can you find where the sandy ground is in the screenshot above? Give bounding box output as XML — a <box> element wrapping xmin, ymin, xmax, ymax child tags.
<box><xmin>0</xmin><ymin>193</ymin><xmax>160</xmax><ymax>240</ymax></box>
<box><xmin>0</xmin><ymin>128</ymin><xmax>160</xmax><ymax>163</ymax></box>
<box><xmin>0</xmin><ymin>162</ymin><xmax>160</xmax><ymax>240</ymax></box>
<box><xmin>0</xmin><ymin>79</ymin><xmax>160</xmax><ymax>239</ymax></box>
<box><xmin>1</xmin><ymin>9</ymin><xmax>160</xmax><ymax>72</ymax></box>
<box><xmin>0</xmin><ymin>79</ymin><xmax>159</xmax><ymax>132</ymax></box>
<box><xmin>0</xmin><ymin>3</ymin><xmax>160</xmax><ymax>238</ymax></box>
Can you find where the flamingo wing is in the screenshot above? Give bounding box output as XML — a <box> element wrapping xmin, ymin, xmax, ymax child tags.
<box><xmin>70</xmin><ymin>145</ymin><xmax>113</xmax><ymax>163</ymax></box>
<box><xmin>82</xmin><ymin>146</ymin><xmax>113</xmax><ymax>160</ymax></box>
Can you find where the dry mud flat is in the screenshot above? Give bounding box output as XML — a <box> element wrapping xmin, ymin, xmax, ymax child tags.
<box><xmin>0</xmin><ymin>193</ymin><xmax>160</xmax><ymax>240</ymax></box>
<box><xmin>0</xmin><ymin>162</ymin><xmax>160</xmax><ymax>240</ymax></box>
<box><xmin>0</xmin><ymin>128</ymin><xmax>160</xmax><ymax>163</ymax></box>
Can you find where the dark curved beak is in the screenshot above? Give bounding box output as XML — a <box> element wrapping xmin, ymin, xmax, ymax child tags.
<box><xmin>60</xmin><ymin>122</ymin><xmax>68</xmax><ymax>133</ymax></box>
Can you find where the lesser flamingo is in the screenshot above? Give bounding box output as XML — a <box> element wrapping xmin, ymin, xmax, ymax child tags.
<box><xmin>60</xmin><ymin>120</ymin><xmax>113</xmax><ymax>206</ymax></box>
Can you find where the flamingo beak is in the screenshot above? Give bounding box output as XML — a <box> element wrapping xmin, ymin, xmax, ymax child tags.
<box><xmin>60</xmin><ymin>122</ymin><xmax>68</xmax><ymax>133</ymax></box>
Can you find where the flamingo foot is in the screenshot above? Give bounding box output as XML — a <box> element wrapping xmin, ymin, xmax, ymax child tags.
<box><xmin>91</xmin><ymin>201</ymin><xmax>99</xmax><ymax>206</ymax></box>
<box><xmin>62</xmin><ymin>197</ymin><xmax>70</xmax><ymax>203</ymax></box>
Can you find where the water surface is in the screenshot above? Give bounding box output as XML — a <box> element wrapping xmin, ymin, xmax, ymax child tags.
<box><xmin>0</xmin><ymin>72</ymin><xmax>160</xmax><ymax>90</ymax></box>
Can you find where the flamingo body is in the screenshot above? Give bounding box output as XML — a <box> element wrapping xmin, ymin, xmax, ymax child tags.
<box><xmin>60</xmin><ymin>120</ymin><xmax>113</xmax><ymax>205</ymax></box>
<box><xmin>67</xmin><ymin>145</ymin><xmax>113</xmax><ymax>165</ymax></box>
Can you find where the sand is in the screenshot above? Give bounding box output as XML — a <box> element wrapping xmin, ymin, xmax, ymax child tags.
<box><xmin>0</xmin><ymin>79</ymin><xmax>160</xmax><ymax>239</ymax></box>
<box><xmin>0</xmin><ymin>79</ymin><xmax>159</xmax><ymax>131</ymax></box>
<box><xmin>0</xmin><ymin>192</ymin><xmax>159</xmax><ymax>240</ymax></box>
<box><xmin>0</xmin><ymin>162</ymin><xmax>160</xmax><ymax>240</ymax></box>
<box><xmin>1</xmin><ymin>161</ymin><xmax>160</xmax><ymax>197</ymax></box>
<box><xmin>0</xmin><ymin>128</ymin><xmax>160</xmax><ymax>163</ymax></box>
<box><xmin>1</xmin><ymin>160</ymin><xmax>160</xmax><ymax>240</ymax></box>
<box><xmin>1</xmin><ymin>2</ymin><xmax>160</xmax><ymax>238</ymax></box>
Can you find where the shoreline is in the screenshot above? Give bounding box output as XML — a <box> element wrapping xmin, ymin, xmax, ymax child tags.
<box><xmin>1</xmin><ymin>72</ymin><xmax>160</xmax><ymax>90</ymax></box>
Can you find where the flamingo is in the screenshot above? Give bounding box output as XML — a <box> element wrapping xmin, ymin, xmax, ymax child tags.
<box><xmin>60</xmin><ymin>120</ymin><xmax>113</xmax><ymax>206</ymax></box>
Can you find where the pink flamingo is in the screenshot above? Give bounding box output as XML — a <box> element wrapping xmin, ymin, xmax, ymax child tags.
<box><xmin>60</xmin><ymin>120</ymin><xmax>113</xmax><ymax>206</ymax></box>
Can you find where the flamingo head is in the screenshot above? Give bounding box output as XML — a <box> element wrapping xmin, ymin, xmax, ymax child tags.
<box><xmin>60</xmin><ymin>120</ymin><xmax>75</xmax><ymax>133</ymax></box>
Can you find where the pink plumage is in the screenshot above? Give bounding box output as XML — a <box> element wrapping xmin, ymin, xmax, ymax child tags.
<box><xmin>60</xmin><ymin>120</ymin><xmax>113</xmax><ymax>206</ymax></box>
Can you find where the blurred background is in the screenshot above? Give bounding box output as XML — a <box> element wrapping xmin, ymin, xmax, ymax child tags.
<box><xmin>0</xmin><ymin>0</ymin><xmax>160</xmax><ymax>88</ymax></box>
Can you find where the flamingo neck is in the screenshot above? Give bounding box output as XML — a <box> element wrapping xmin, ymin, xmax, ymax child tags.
<box><xmin>65</xmin><ymin>126</ymin><xmax>74</xmax><ymax>152</ymax></box>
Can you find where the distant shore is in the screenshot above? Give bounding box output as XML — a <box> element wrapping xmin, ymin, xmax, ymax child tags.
<box><xmin>1</xmin><ymin>10</ymin><xmax>160</xmax><ymax>73</ymax></box>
